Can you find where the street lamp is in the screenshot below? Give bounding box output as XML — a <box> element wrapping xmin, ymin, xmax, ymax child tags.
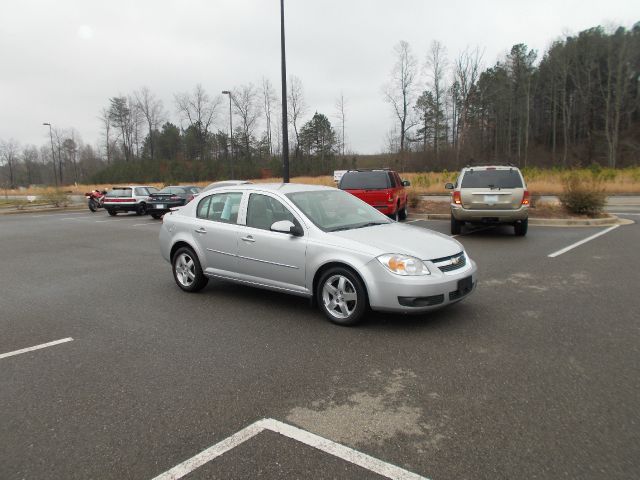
<box><xmin>42</xmin><ymin>123</ymin><xmax>58</xmax><ymax>187</ymax></box>
<box><xmin>221</xmin><ymin>90</ymin><xmax>234</xmax><ymax>179</ymax></box>
<box><xmin>280</xmin><ymin>0</ymin><xmax>290</xmax><ymax>183</ymax></box>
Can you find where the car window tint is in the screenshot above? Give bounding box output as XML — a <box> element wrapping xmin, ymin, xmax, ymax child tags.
<box><xmin>134</xmin><ymin>188</ymin><xmax>148</xmax><ymax>196</ymax></box>
<box><xmin>247</xmin><ymin>194</ymin><xmax>297</xmax><ymax>231</ymax></box>
<box><xmin>171</xmin><ymin>187</ymin><xmax>186</xmax><ymax>195</ymax></box>
<box><xmin>461</xmin><ymin>170</ymin><xmax>523</xmax><ymax>188</ymax></box>
<box><xmin>387</xmin><ymin>172</ymin><xmax>397</xmax><ymax>187</ymax></box>
<box><xmin>206</xmin><ymin>192</ymin><xmax>242</xmax><ymax>224</ymax></box>
<box><xmin>339</xmin><ymin>172</ymin><xmax>390</xmax><ymax>190</ymax></box>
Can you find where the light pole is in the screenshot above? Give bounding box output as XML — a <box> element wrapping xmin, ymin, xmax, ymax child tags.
<box><xmin>42</xmin><ymin>123</ymin><xmax>58</xmax><ymax>187</ymax></box>
<box><xmin>280</xmin><ymin>0</ymin><xmax>290</xmax><ymax>183</ymax></box>
<box><xmin>221</xmin><ymin>90</ymin><xmax>234</xmax><ymax>179</ymax></box>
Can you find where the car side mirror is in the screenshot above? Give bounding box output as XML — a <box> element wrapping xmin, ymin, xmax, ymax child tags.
<box><xmin>270</xmin><ymin>220</ymin><xmax>303</xmax><ymax>237</ymax></box>
<box><xmin>445</xmin><ymin>183</ymin><xmax>454</xmax><ymax>190</ymax></box>
<box><xmin>401</xmin><ymin>180</ymin><xmax>411</xmax><ymax>187</ymax></box>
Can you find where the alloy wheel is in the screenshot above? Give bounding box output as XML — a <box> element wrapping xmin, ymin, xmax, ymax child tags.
<box><xmin>322</xmin><ymin>274</ymin><xmax>358</xmax><ymax>320</ymax></box>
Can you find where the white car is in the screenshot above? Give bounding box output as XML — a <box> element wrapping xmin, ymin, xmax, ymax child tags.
<box><xmin>103</xmin><ymin>185</ymin><xmax>159</xmax><ymax>216</ymax></box>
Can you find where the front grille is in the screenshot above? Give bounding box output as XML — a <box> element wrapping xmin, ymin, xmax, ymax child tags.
<box><xmin>429</xmin><ymin>252</ymin><xmax>466</xmax><ymax>273</ymax></box>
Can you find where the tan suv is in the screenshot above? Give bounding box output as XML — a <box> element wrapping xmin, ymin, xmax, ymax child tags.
<box><xmin>445</xmin><ymin>166</ymin><xmax>530</xmax><ymax>236</ymax></box>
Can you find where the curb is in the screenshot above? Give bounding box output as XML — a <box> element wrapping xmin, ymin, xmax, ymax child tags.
<box><xmin>0</xmin><ymin>205</ymin><xmax>87</xmax><ymax>215</ymax></box>
<box><xmin>406</xmin><ymin>213</ymin><xmax>633</xmax><ymax>227</ymax></box>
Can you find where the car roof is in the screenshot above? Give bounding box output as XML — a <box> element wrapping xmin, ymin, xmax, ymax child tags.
<box><xmin>462</xmin><ymin>165</ymin><xmax>521</xmax><ymax>171</ymax></box>
<box><xmin>206</xmin><ymin>183</ymin><xmax>336</xmax><ymax>194</ymax></box>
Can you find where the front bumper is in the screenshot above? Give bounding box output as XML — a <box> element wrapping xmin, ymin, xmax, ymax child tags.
<box><xmin>364</xmin><ymin>257</ymin><xmax>478</xmax><ymax>313</ymax></box>
<box><xmin>451</xmin><ymin>205</ymin><xmax>528</xmax><ymax>223</ymax></box>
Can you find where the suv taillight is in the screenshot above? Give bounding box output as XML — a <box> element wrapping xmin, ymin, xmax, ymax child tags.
<box><xmin>522</xmin><ymin>190</ymin><xmax>530</xmax><ymax>206</ymax></box>
<box><xmin>453</xmin><ymin>191</ymin><xmax>462</xmax><ymax>205</ymax></box>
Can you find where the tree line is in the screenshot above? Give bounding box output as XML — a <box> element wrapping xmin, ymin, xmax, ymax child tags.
<box><xmin>1</xmin><ymin>21</ymin><xmax>638</xmax><ymax>188</ymax></box>
<box><xmin>384</xmin><ymin>23</ymin><xmax>640</xmax><ymax>171</ymax></box>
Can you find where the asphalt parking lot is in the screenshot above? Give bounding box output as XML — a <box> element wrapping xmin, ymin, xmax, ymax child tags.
<box><xmin>1</xmin><ymin>209</ymin><xmax>639</xmax><ymax>479</ymax></box>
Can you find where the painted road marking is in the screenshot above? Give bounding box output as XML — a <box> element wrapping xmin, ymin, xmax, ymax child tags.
<box><xmin>609</xmin><ymin>212</ymin><xmax>640</xmax><ymax>216</ymax></box>
<box><xmin>132</xmin><ymin>222</ymin><xmax>159</xmax><ymax>226</ymax></box>
<box><xmin>548</xmin><ymin>225</ymin><xmax>619</xmax><ymax>258</ymax></box>
<box><xmin>151</xmin><ymin>418</ymin><xmax>428</xmax><ymax>480</ymax></box>
<box><xmin>29</xmin><ymin>212</ymin><xmax>89</xmax><ymax>217</ymax></box>
<box><xmin>0</xmin><ymin>337</ymin><xmax>73</xmax><ymax>360</ymax></box>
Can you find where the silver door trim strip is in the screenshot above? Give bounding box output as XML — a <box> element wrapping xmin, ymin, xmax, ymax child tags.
<box><xmin>206</xmin><ymin>248</ymin><xmax>299</xmax><ymax>270</ymax></box>
<box><xmin>237</xmin><ymin>254</ymin><xmax>299</xmax><ymax>270</ymax></box>
<box><xmin>206</xmin><ymin>248</ymin><xmax>237</xmax><ymax>257</ymax></box>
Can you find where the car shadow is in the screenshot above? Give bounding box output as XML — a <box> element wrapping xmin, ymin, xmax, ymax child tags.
<box><xmin>201</xmin><ymin>278</ymin><xmax>475</xmax><ymax>331</ymax></box>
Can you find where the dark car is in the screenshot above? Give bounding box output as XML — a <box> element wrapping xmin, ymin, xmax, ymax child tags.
<box><xmin>338</xmin><ymin>169</ymin><xmax>410</xmax><ymax>221</ymax></box>
<box><xmin>147</xmin><ymin>186</ymin><xmax>200</xmax><ymax>219</ymax></box>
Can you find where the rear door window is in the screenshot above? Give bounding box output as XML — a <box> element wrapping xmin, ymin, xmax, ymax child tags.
<box><xmin>339</xmin><ymin>172</ymin><xmax>390</xmax><ymax>190</ymax></box>
<box><xmin>198</xmin><ymin>192</ymin><xmax>243</xmax><ymax>224</ymax></box>
<box><xmin>461</xmin><ymin>170</ymin><xmax>523</xmax><ymax>188</ymax></box>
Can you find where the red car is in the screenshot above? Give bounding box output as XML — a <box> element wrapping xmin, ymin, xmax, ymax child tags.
<box><xmin>338</xmin><ymin>169</ymin><xmax>411</xmax><ymax>220</ymax></box>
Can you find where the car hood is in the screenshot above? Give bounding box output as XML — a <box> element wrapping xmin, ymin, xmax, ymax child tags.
<box><xmin>330</xmin><ymin>223</ymin><xmax>463</xmax><ymax>260</ymax></box>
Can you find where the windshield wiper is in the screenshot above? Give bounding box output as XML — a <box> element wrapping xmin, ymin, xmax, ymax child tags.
<box><xmin>352</xmin><ymin>222</ymin><xmax>388</xmax><ymax>230</ymax></box>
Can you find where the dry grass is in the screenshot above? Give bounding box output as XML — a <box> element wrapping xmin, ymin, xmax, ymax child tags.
<box><xmin>4</xmin><ymin>167</ymin><xmax>640</xmax><ymax>197</ymax></box>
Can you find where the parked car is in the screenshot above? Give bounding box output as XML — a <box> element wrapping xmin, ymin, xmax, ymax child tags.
<box><xmin>202</xmin><ymin>180</ymin><xmax>252</xmax><ymax>192</ymax></box>
<box><xmin>159</xmin><ymin>183</ymin><xmax>476</xmax><ymax>326</ymax></box>
<box><xmin>147</xmin><ymin>186</ymin><xmax>200</xmax><ymax>219</ymax></box>
<box><xmin>103</xmin><ymin>185</ymin><xmax>159</xmax><ymax>216</ymax></box>
<box><xmin>338</xmin><ymin>169</ymin><xmax>410</xmax><ymax>221</ymax></box>
<box><xmin>445</xmin><ymin>165</ymin><xmax>530</xmax><ymax>236</ymax></box>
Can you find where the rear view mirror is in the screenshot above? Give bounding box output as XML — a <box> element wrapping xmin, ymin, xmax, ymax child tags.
<box><xmin>401</xmin><ymin>180</ymin><xmax>411</xmax><ymax>187</ymax></box>
<box><xmin>445</xmin><ymin>183</ymin><xmax>454</xmax><ymax>190</ymax></box>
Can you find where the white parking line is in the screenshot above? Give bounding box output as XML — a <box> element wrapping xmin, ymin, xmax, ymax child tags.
<box><xmin>29</xmin><ymin>212</ymin><xmax>89</xmax><ymax>217</ymax></box>
<box><xmin>0</xmin><ymin>337</ymin><xmax>73</xmax><ymax>360</ymax></box>
<box><xmin>548</xmin><ymin>225</ymin><xmax>619</xmax><ymax>258</ymax></box>
<box><xmin>132</xmin><ymin>222</ymin><xmax>159</xmax><ymax>226</ymax></box>
<box><xmin>609</xmin><ymin>212</ymin><xmax>640</xmax><ymax>216</ymax></box>
<box><xmin>151</xmin><ymin>418</ymin><xmax>428</xmax><ymax>480</ymax></box>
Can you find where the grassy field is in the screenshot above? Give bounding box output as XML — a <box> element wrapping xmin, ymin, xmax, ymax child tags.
<box><xmin>3</xmin><ymin>167</ymin><xmax>640</xmax><ymax>198</ymax></box>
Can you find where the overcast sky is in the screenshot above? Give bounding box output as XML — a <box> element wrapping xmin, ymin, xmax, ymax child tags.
<box><xmin>1</xmin><ymin>0</ymin><xmax>637</xmax><ymax>154</ymax></box>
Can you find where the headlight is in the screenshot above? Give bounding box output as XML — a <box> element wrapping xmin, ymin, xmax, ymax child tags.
<box><xmin>377</xmin><ymin>254</ymin><xmax>430</xmax><ymax>276</ymax></box>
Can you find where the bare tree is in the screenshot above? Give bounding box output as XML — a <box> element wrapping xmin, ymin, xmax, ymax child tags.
<box><xmin>108</xmin><ymin>96</ymin><xmax>135</xmax><ymax>162</ymax></box>
<box><xmin>453</xmin><ymin>46</ymin><xmax>483</xmax><ymax>162</ymax></box>
<box><xmin>383</xmin><ymin>40</ymin><xmax>418</xmax><ymax>153</ymax></box>
<box><xmin>174</xmin><ymin>84</ymin><xmax>222</xmax><ymax>161</ymax></box>
<box><xmin>334</xmin><ymin>92</ymin><xmax>347</xmax><ymax>156</ymax></box>
<box><xmin>287</xmin><ymin>75</ymin><xmax>308</xmax><ymax>157</ymax></box>
<box><xmin>261</xmin><ymin>78</ymin><xmax>277</xmax><ymax>156</ymax></box>
<box><xmin>0</xmin><ymin>139</ymin><xmax>20</xmax><ymax>187</ymax></box>
<box><xmin>232</xmin><ymin>83</ymin><xmax>262</xmax><ymax>161</ymax></box>
<box><xmin>22</xmin><ymin>145</ymin><xmax>39</xmax><ymax>185</ymax></box>
<box><xmin>99</xmin><ymin>108</ymin><xmax>113</xmax><ymax>165</ymax></box>
<box><xmin>425</xmin><ymin>40</ymin><xmax>448</xmax><ymax>159</ymax></box>
<box><xmin>134</xmin><ymin>86</ymin><xmax>164</xmax><ymax>161</ymax></box>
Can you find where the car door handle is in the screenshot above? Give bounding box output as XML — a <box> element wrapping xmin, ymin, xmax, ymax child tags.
<box><xmin>195</xmin><ymin>227</ymin><xmax>207</xmax><ymax>234</ymax></box>
<box><xmin>241</xmin><ymin>235</ymin><xmax>255</xmax><ymax>243</ymax></box>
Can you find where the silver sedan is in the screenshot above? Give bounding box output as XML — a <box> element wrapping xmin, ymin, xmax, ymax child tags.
<box><xmin>159</xmin><ymin>183</ymin><xmax>477</xmax><ymax>325</ymax></box>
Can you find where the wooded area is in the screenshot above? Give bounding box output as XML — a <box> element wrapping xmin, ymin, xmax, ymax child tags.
<box><xmin>1</xmin><ymin>22</ymin><xmax>638</xmax><ymax>187</ymax></box>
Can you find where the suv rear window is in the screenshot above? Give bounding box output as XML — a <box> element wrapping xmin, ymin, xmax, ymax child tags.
<box><xmin>339</xmin><ymin>172</ymin><xmax>390</xmax><ymax>190</ymax></box>
<box><xmin>461</xmin><ymin>170</ymin><xmax>523</xmax><ymax>189</ymax></box>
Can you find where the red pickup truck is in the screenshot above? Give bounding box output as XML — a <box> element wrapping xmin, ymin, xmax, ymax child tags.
<box><xmin>338</xmin><ymin>169</ymin><xmax>411</xmax><ymax>220</ymax></box>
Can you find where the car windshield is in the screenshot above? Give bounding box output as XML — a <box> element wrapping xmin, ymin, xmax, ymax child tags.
<box><xmin>286</xmin><ymin>190</ymin><xmax>391</xmax><ymax>232</ymax></box>
<box><xmin>461</xmin><ymin>170</ymin><xmax>523</xmax><ymax>189</ymax></box>
<box><xmin>339</xmin><ymin>172</ymin><xmax>390</xmax><ymax>190</ymax></box>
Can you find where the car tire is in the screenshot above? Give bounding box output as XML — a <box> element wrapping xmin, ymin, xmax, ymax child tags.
<box><xmin>172</xmin><ymin>247</ymin><xmax>208</xmax><ymax>292</ymax></box>
<box><xmin>389</xmin><ymin>207</ymin><xmax>399</xmax><ymax>222</ymax></box>
<box><xmin>107</xmin><ymin>209</ymin><xmax>117</xmax><ymax>216</ymax></box>
<box><xmin>136</xmin><ymin>202</ymin><xmax>147</xmax><ymax>216</ymax></box>
<box><xmin>398</xmin><ymin>204</ymin><xmax>408</xmax><ymax>221</ymax></box>
<box><xmin>151</xmin><ymin>213</ymin><xmax>163</xmax><ymax>220</ymax></box>
<box><xmin>451</xmin><ymin>216</ymin><xmax>462</xmax><ymax>235</ymax></box>
<box><xmin>514</xmin><ymin>218</ymin><xmax>528</xmax><ymax>236</ymax></box>
<box><xmin>317</xmin><ymin>267</ymin><xmax>367</xmax><ymax>326</ymax></box>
